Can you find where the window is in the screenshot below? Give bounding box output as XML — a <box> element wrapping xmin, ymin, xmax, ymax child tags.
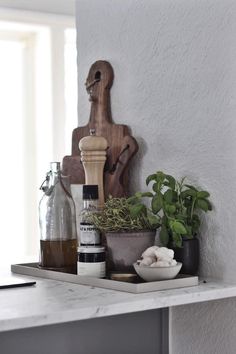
<box><xmin>0</xmin><ymin>10</ymin><xmax>77</xmax><ymax>265</ymax></box>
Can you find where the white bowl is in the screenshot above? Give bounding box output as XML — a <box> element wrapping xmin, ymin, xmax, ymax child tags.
<box><xmin>133</xmin><ymin>262</ymin><xmax>182</xmax><ymax>282</ymax></box>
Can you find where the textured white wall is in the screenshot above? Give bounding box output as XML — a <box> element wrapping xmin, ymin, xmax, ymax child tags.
<box><xmin>76</xmin><ymin>0</ymin><xmax>236</xmax><ymax>353</ymax></box>
<box><xmin>171</xmin><ymin>298</ymin><xmax>236</xmax><ymax>354</ymax></box>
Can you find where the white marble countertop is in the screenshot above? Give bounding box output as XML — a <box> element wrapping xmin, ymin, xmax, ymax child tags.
<box><xmin>1</xmin><ymin>270</ymin><xmax>236</xmax><ymax>332</ymax></box>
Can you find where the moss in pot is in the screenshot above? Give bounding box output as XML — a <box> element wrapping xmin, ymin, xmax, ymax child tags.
<box><xmin>140</xmin><ymin>171</ymin><xmax>212</xmax><ymax>275</ymax></box>
<box><xmin>92</xmin><ymin>196</ymin><xmax>160</xmax><ymax>272</ymax></box>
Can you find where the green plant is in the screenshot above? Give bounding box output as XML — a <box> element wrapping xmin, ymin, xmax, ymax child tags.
<box><xmin>139</xmin><ymin>171</ymin><xmax>212</xmax><ymax>248</ymax></box>
<box><xmin>92</xmin><ymin>195</ymin><xmax>160</xmax><ymax>232</ymax></box>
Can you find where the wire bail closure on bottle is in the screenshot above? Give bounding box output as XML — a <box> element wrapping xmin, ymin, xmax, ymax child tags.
<box><xmin>40</xmin><ymin>169</ymin><xmax>72</xmax><ymax>199</ymax></box>
<box><xmin>39</xmin><ymin>171</ymin><xmax>51</xmax><ymax>192</ymax></box>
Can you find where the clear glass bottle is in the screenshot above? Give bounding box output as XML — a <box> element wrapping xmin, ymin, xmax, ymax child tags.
<box><xmin>39</xmin><ymin>162</ymin><xmax>77</xmax><ymax>274</ymax></box>
<box><xmin>80</xmin><ymin>185</ymin><xmax>101</xmax><ymax>246</ymax></box>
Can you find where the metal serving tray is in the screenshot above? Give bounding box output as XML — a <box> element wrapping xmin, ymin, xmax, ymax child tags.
<box><xmin>11</xmin><ymin>263</ymin><xmax>199</xmax><ymax>294</ymax></box>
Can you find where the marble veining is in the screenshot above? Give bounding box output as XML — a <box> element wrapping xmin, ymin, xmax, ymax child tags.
<box><xmin>1</xmin><ymin>273</ymin><xmax>236</xmax><ymax>332</ymax></box>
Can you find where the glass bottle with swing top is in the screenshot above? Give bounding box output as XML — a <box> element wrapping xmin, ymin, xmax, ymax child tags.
<box><xmin>39</xmin><ymin>162</ymin><xmax>77</xmax><ymax>274</ymax></box>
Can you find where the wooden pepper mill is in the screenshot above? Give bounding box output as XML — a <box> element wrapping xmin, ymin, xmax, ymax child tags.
<box><xmin>79</xmin><ymin>129</ymin><xmax>108</xmax><ymax>206</ymax></box>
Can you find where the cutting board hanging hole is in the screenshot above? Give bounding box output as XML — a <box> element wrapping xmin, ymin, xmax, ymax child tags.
<box><xmin>95</xmin><ymin>71</ymin><xmax>101</xmax><ymax>80</ymax></box>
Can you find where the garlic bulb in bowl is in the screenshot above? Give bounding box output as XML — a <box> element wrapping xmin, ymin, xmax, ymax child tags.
<box><xmin>134</xmin><ymin>246</ymin><xmax>182</xmax><ymax>281</ymax></box>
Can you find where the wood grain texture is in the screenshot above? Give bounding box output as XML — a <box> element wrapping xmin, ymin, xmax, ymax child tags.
<box><xmin>62</xmin><ymin>60</ymin><xmax>138</xmax><ymax>198</ymax></box>
<box><xmin>79</xmin><ymin>134</ymin><xmax>108</xmax><ymax>206</ymax></box>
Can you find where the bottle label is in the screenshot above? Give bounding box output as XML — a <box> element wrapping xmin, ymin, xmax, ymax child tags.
<box><xmin>77</xmin><ymin>261</ymin><xmax>106</xmax><ymax>278</ymax></box>
<box><xmin>80</xmin><ymin>224</ymin><xmax>100</xmax><ymax>245</ymax></box>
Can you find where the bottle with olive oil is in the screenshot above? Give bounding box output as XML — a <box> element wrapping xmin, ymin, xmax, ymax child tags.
<box><xmin>39</xmin><ymin>162</ymin><xmax>77</xmax><ymax>274</ymax></box>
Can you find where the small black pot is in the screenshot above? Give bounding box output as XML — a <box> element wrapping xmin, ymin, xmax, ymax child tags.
<box><xmin>172</xmin><ymin>238</ymin><xmax>199</xmax><ymax>275</ymax></box>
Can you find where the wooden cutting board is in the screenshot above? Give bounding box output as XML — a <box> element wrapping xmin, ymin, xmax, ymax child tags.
<box><xmin>62</xmin><ymin>60</ymin><xmax>138</xmax><ymax>198</ymax></box>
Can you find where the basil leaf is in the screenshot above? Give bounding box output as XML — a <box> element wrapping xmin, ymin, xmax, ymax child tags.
<box><xmin>151</xmin><ymin>193</ymin><xmax>163</xmax><ymax>214</ymax></box>
<box><xmin>160</xmin><ymin>225</ymin><xmax>169</xmax><ymax>246</ymax></box>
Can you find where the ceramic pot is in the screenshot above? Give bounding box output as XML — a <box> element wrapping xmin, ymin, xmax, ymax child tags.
<box><xmin>172</xmin><ymin>238</ymin><xmax>199</xmax><ymax>275</ymax></box>
<box><xmin>105</xmin><ymin>230</ymin><xmax>156</xmax><ymax>272</ymax></box>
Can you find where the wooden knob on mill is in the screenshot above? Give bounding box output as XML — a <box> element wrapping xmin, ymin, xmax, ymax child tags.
<box><xmin>79</xmin><ymin>130</ymin><xmax>108</xmax><ymax>206</ymax></box>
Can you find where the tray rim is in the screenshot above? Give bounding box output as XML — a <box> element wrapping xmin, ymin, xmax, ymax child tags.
<box><xmin>11</xmin><ymin>262</ymin><xmax>199</xmax><ymax>294</ymax></box>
